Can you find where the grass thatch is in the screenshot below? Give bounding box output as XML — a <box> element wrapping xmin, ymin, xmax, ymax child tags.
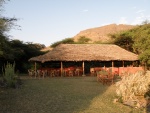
<box><xmin>29</xmin><ymin>44</ymin><xmax>138</xmax><ymax>63</ymax></box>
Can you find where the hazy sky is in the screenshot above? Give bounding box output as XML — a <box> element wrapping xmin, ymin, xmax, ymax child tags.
<box><xmin>3</xmin><ymin>0</ymin><xmax>150</xmax><ymax>46</ymax></box>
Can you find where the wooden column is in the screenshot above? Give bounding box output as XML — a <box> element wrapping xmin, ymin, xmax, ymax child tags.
<box><xmin>103</xmin><ymin>62</ymin><xmax>106</xmax><ymax>70</ymax></box>
<box><xmin>34</xmin><ymin>62</ymin><xmax>37</xmax><ymax>71</ymax></box>
<box><xmin>82</xmin><ymin>61</ymin><xmax>85</xmax><ymax>76</ymax></box>
<box><xmin>112</xmin><ymin>61</ymin><xmax>114</xmax><ymax>74</ymax></box>
<box><xmin>122</xmin><ymin>61</ymin><xmax>124</xmax><ymax>67</ymax></box>
<box><xmin>61</xmin><ymin>61</ymin><xmax>63</xmax><ymax>77</ymax></box>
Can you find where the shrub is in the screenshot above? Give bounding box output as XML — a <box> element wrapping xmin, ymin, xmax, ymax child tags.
<box><xmin>116</xmin><ymin>71</ymin><xmax>150</xmax><ymax>108</ymax></box>
<box><xmin>2</xmin><ymin>62</ymin><xmax>21</xmax><ymax>88</ymax></box>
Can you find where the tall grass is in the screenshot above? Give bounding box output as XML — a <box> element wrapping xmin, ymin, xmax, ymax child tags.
<box><xmin>2</xmin><ymin>62</ymin><xmax>19</xmax><ymax>88</ymax></box>
<box><xmin>116</xmin><ymin>71</ymin><xmax>150</xmax><ymax>108</ymax></box>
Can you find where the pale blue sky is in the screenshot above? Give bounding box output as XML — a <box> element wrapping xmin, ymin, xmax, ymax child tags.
<box><xmin>3</xmin><ymin>0</ymin><xmax>150</xmax><ymax>46</ymax></box>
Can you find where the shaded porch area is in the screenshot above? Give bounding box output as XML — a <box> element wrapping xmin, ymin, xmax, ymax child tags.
<box><xmin>29</xmin><ymin>60</ymin><xmax>142</xmax><ymax>78</ymax></box>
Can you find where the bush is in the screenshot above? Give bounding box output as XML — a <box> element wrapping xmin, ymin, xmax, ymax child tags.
<box><xmin>116</xmin><ymin>71</ymin><xmax>150</xmax><ymax>108</ymax></box>
<box><xmin>1</xmin><ymin>62</ymin><xmax>21</xmax><ymax>88</ymax></box>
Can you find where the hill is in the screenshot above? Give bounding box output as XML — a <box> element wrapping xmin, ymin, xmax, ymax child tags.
<box><xmin>73</xmin><ymin>24</ymin><xmax>135</xmax><ymax>43</ymax></box>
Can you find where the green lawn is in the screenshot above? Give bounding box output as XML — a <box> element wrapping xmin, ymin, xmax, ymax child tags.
<box><xmin>0</xmin><ymin>76</ymin><xmax>146</xmax><ymax>113</ymax></box>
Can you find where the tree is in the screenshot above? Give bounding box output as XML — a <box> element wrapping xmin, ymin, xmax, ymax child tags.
<box><xmin>0</xmin><ymin>0</ymin><xmax>16</xmax><ymax>73</ymax></box>
<box><xmin>9</xmin><ymin>40</ymin><xmax>45</xmax><ymax>72</ymax></box>
<box><xmin>142</xmin><ymin>20</ymin><xmax>150</xmax><ymax>25</ymax></box>
<box><xmin>132</xmin><ymin>23</ymin><xmax>150</xmax><ymax>68</ymax></box>
<box><xmin>0</xmin><ymin>17</ymin><xmax>17</xmax><ymax>34</ymax></box>
<box><xmin>113</xmin><ymin>32</ymin><xmax>134</xmax><ymax>51</ymax></box>
<box><xmin>77</xmin><ymin>36</ymin><xmax>91</xmax><ymax>44</ymax></box>
<box><xmin>0</xmin><ymin>1</ymin><xmax>45</xmax><ymax>73</ymax></box>
<box><xmin>0</xmin><ymin>0</ymin><xmax>17</xmax><ymax>59</ymax></box>
<box><xmin>51</xmin><ymin>38</ymin><xmax>74</xmax><ymax>48</ymax></box>
<box><xmin>110</xmin><ymin>22</ymin><xmax>150</xmax><ymax>68</ymax></box>
<box><xmin>139</xmin><ymin>50</ymin><xmax>150</xmax><ymax>68</ymax></box>
<box><xmin>0</xmin><ymin>0</ymin><xmax>18</xmax><ymax>34</ymax></box>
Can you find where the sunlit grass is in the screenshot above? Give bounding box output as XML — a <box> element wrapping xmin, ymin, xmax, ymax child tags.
<box><xmin>0</xmin><ymin>76</ymin><xmax>146</xmax><ymax>113</ymax></box>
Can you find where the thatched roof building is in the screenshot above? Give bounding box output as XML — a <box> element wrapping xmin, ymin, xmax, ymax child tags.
<box><xmin>29</xmin><ymin>44</ymin><xmax>138</xmax><ymax>63</ymax></box>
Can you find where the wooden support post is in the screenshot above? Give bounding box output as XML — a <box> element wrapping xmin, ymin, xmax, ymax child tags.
<box><xmin>132</xmin><ymin>61</ymin><xmax>134</xmax><ymax>67</ymax></box>
<box><xmin>34</xmin><ymin>62</ymin><xmax>37</xmax><ymax>71</ymax></box>
<box><xmin>61</xmin><ymin>62</ymin><xmax>63</xmax><ymax>77</ymax></box>
<box><xmin>112</xmin><ymin>61</ymin><xmax>114</xmax><ymax>74</ymax></box>
<box><xmin>123</xmin><ymin>61</ymin><xmax>124</xmax><ymax>67</ymax></box>
<box><xmin>103</xmin><ymin>62</ymin><xmax>106</xmax><ymax>70</ymax></box>
<box><xmin>82</xmin><ymin>61</ymin><xmax>85</xmax><ymax>76</ymax></box>
<box><xmin>34</xmin><ymin>62</ymin><xmax>37</xmax><ymax>78</ymax></box>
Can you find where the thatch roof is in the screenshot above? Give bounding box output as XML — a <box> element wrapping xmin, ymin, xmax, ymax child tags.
<box><xmin>29</xmin><ymin>44</ymin><xmax>138</xmax><ymax>62</ymax></box>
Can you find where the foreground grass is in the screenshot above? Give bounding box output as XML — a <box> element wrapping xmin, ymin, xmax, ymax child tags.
<box><xmin>0</xmin><ymin>76</ymin><xmax>146</xmax><ymax>113</ymax></box>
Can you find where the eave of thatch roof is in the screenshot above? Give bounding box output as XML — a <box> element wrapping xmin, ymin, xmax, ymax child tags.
<box><xmin>29</xmin><ymin>44</ymin><xmax>138</xmax><ymax>62</ymax></box>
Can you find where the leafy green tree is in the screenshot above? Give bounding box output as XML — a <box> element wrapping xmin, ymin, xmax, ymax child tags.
<box><xmin>132</xmin><ymin>24</ymin><xmax>150</xmax><ymax>68</ymax></box>
<box><xmin>142</xmin><ymin>20</ymin><xmax>150</xmax><ymax>25</ymax></box>
<box><xmin>0</xmin><ymin>0</ymin><xmax>17</xmax><ymax>59</ymax></box>
<box><xmin>0</xmin><ymin>0</ymin><xmax>18</xmax><ymax>35</ymax></box>
<box><xmin>0</xmin><ymin>0</ymin><xmax>16</xmax><ymax>73</ymax></box>
<box><xmin>0</xmin><ymin>17</ymin><xmax>17</xmax><ymax>34</ymax></box>
<box><xmin>113</xmin><ymin>32</ymin><xmax>134</xmax><ymax>51</ymax></box>
<box><xmin>77</xmin><ymin>36</ymin><xmax>91</xmax><ymax>44</ymax></box>
<box><xmin>0</xmin><ymin>0</ymin><xmax>46</xmax><ymax>73</ymax></box>
<box><xmin>139</xmin><ymin>50</ymin><xmax>150</xmax><ymax>68</ymax></box>
<box><xmin>0</xmin><ymin>35</ymin><xmax>14</xmax><ymax>60</ymax></box>
<box><xmin>9</xmin><ymin>40</ymin><xmax>45</xmax><ymax>73</ymax></box>
<box><xmin>110</xmin><ymin>22</ymin><xmax>150</xmax><ymax>68</ymax></box>
<box><xmin>51</xmin><ymin>38</ymin><xmax>74</xmax><ymax>48</ymax></box>
<box><xmin>62</xmin><ymin>38</ymin><xmax>74</xmax><ymax>44</ymax></box>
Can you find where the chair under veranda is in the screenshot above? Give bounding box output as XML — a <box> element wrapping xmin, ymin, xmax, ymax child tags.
<box><xmin>97</xmin><ymin>68</ymin><xmax>115</xmax><ymax>85</ymax></box>
<box><xmin>28</xmin><ymin>69</ymin><xmax>36</xmax><ymax>78</ymax></box>
<box><xmin>90</xmin><ymin>68</ymin><xmax>95</xmax><ymax>76</ymax></box>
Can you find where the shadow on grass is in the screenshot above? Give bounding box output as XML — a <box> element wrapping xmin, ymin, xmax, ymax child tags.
<box><xmin>1</xmin><ymin>76</ymin><xmax>144</xmax><ymax>113</ymax></box>
<box><xmin>0</xmin><ymin>77</ymin><xmax>110</xmax><ymax>113</ymax></box>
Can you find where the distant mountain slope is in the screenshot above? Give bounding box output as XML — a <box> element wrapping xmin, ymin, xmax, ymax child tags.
<box><xmin>73</xmin><ymin>24</ymin><xmax>135</xmax><ymax>43</ymax></box>
<box><xmin>41</xmin><ymin>47</ymin><xmax>53</xmax><ymax>51</ymax></box>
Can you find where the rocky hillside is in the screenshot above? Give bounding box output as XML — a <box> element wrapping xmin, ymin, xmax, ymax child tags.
<box><xmin>73</xmin><ymin>24</ymin><xmax>135</xmax><ymax>43</ymax></box>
